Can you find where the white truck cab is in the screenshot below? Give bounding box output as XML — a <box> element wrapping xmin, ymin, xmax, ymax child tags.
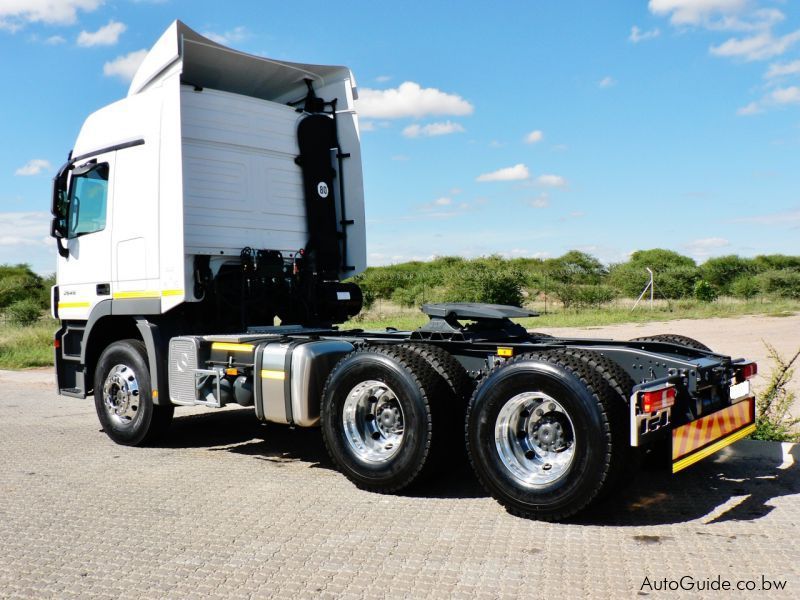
<box><xmin>51</xmin><ymin>21</ymin><xmax>366</xmax><ymax>397</ymax></box>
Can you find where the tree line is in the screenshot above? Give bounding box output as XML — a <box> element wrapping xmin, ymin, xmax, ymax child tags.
<box><xmin>348</xmin><ymin>249</ymin><xmax>800</xmax><ymax>309</ymax></box>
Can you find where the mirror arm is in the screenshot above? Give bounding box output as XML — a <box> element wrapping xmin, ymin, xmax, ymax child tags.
<box><xmin>55</xmin><ymin>237</ymin><xmax>69</xmax><ymax>258</ymax></box>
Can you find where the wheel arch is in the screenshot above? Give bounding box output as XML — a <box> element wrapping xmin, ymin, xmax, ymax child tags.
<box><xmin>80</xmin><ymin>305</ymin><xmax>168</xmax><ymax>404</ymax></box>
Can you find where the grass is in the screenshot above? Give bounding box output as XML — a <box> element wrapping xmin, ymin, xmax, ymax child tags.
<box><xmin>0</xmin><ymin>319</ymin><xmax>57</xmax><ymax>369</ymax></box>
<box><xmin>751</xmin><ymin>343</ymin><xmax>800</xmax><ymax>442</ymax></box>
<box><xmin>342</xmin><ymin>297</ymin><xmax>800</xmax><ymax>331</ymax></box>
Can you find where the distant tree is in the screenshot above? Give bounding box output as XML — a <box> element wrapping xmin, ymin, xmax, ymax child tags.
<box><xmin>608</xmin><ymin>249</ymin><xmax>698</xmax><ymax>298</ymax></box>
<box><xmin>753</xmin><ymin>254</ymin><xmax>800</xmax><ymax>272</ymax></box>
<box><xmin>0</xmin><ymin>264</ymin><xmax>48</xmax><ymax>310</ymax></box>
<box><xmin>701</xmin><ymin>255</ymin><xmax>757</xmax><ymax>294</ymax></box>
<box><xmin>544</xmin><ymin>250</ymin><xmax>606</xmax><ymax>284</ymax></box>
<box><xmin>694</xmin><ymin>280</ymin><xmax>718</xmax><ymax>303</ymax></box>
<box><xmin>731</xmin><ymin>276</ymin><xmax>760</xmax><ymax>300</ymax></box>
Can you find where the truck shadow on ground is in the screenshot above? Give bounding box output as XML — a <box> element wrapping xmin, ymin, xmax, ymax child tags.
<box><xmin>578</xmin><ymin>443</ymin><xmax>800</xmax><ymax>527</ymax></box>
<box><xmin>161</xmin><ymin>409</ymin><xmax>799</xmax><ymax>524</ymax></box>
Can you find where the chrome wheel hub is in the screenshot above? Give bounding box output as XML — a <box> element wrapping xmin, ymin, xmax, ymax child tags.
<box><xmin>102</xmin><ymin>364</ymin><xmax>141</xmax><ymax>428</ymax></box>
<box><xmin>494</xmin><ymin>391</ymin><xmax>576</xmax><ymax>488</ymax></box>
<box><xmin>342</xmin><ymin>380</ymin><xmax>405</xmax><ymax>463</ymax></box>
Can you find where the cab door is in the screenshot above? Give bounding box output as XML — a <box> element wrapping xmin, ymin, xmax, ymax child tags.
<box><xmin>55</xmin><ymin>151</ymin><xmax>115</xmax><ymax>321</ymax></box>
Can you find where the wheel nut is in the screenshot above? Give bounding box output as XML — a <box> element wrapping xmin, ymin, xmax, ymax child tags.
<box><xmin>525</xmin><ymin>450</ymin><xmax>536</xmax><ymax>460</ymax></box>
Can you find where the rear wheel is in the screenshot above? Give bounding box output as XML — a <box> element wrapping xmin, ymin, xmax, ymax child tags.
<box><xmin>466</xmin><ymin>352</ymin><xmax>620</xmax><ymax>521</ymax></box>
<box><xmin>321</xmin><ymin>345</ymin><xmax>444</xmax><ymax>492</ymax></box>
<box><xmin>93</xmin><ymin>339</ymin><xmax>173</xmax><ymax>446</ymax></box>
<box><xmin>630</xmin><ymin>334</ymin><xmax>711</xmax><ymax>352</ymax></box>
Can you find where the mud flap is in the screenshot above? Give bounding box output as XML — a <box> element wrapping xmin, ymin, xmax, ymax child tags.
<box><xmin>672</xmin><ymin>397</ymin><xmax>756</xmax><ymax>473</ymax></box>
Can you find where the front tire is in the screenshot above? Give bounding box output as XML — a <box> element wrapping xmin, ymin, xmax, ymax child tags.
<box><xmin>93</xmin><ymin>339</ymin><xmax>173</xmax><ymax>446</ymax></box>
<box><xmin>466</xmin><ymin>353</ymin><xmax>617</xmax><ymax>521</ymax></box>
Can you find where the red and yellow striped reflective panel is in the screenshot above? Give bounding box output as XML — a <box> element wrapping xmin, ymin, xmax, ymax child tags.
<box><xmin>672</xmin><ymin>397</ymin><xmax>755</xmax><ymax>473</ymax></box>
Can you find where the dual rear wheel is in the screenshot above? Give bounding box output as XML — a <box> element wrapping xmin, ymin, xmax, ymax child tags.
<box><xmin>320</xmin><ymin>344</ymin><xmax>633</xmax><ymax>520</ymax></box>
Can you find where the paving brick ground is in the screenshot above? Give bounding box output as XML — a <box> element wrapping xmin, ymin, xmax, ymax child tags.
<box><xmin>1</xmin><ymin>371</ymin><xmax>798</xmax><ymax>599</ymax></box>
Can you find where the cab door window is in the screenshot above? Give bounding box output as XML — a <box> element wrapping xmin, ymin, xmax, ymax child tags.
<box><xmin>67</xmin><ymin>163</ymin><xmax>109</xmax><ymax>238</ymax></box>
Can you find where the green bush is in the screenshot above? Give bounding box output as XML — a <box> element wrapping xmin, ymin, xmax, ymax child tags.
<box><xmin>443</xmin><ymin>262</ymin><xmax>525</xmax><ymax>306</ymax></box>
<box><xmin>658</xmin><ymin>266</ymin><xmax>702</xmax><ymax>299</ymax></box>
<box><xmin>0</xmin><ymin>268</ymin><xmax>44</xmax><ymax>309</ymax></box>
<box><xmin>757</xmin><ymin>270</ymin><xmax>800</xmax><ymax>299</ymax></box>
<box><xmin>730</xmin><ymin>275</ymin><xmax>760</xmax><ymax>300</ymax></box>
<box><xmin>693</xmin><ymin>280</ymin><xmax>718</xmax><ymax>302</ymax></box>
<box><xmin>700</xmin><ymin>255</ymin><xmax>757</xmax><ymax>294</ymax></box>
<box><xmin>6</xmin><ymin>298</ymin><xmax>42</xmax><ymax>326</ymax></box>
<box><xmin>543</xmin><ymin>250</ymin><xmax>606</xmax><ymax>285</ymax></box>
<box><xmin>552</xmin><ymin>284</ymin><xmax>617</xmax><ymax>309</ymax></box>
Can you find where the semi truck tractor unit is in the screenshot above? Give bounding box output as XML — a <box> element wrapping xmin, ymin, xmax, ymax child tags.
<box><xmin>50</xmin><ymin>22</ymin><xmax>758</xmax><ymax>521</ymax></box>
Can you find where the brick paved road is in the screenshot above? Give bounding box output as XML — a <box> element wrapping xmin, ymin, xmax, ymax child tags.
<box><xmin>1</xmin><ymin>371</ymin><xmax>798</xmax><ymax>599</ymax></box>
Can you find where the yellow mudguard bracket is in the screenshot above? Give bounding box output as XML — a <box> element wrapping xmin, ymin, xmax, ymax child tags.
<box><xmin>672</xmin><ymin>397</ymin><xmax>756</xmax><ymax>474</ymax></box>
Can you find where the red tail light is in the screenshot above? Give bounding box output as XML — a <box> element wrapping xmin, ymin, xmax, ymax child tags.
<box><xmin>53</xmin><ymin>338</ymin><xmax>60</xmax><ymax>349</ymax></box>
<box><xmin>641</xmin><ymin>386</ymin><xmax>676</xmax><ymax>413</ymax></box>
<box><xmin>736</xmin><ymin>361</ymin><xmax>757</xmax><ymax>382</ymax></box>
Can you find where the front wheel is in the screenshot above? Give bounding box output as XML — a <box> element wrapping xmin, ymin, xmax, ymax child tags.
<box><xmin>93</xmin><ymin>339</ymin><xmax>173</xmax><ymax>446</ymax></box>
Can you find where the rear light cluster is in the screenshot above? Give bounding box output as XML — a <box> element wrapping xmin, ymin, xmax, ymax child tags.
<box><xmin>641</xmin><ymin>385</ymin><xmax>676</xmax><ymax>413</ymax></box>
<box><xmin>736</xmin><ymin>361</ymin><xmax>758</xmax><ymax>383</ymax></box>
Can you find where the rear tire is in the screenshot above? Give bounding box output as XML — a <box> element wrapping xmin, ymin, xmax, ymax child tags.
<box><xmin>399</xmin><ymin>343</ymin><xmax>474</xmax><ymax>469</ymax></box>
<box><xmin>466</xmin><ymin>352</ymin><xmax>619</xmax><ymax>521</ymax></box>
<box><xmin>321</xmin><ymin>345</ymin><xmax>444</xmax><ymax>493</ymax></box>
<box><xmin>93</xmin><ymin>339</ymin><xmax>173</xmax><ymax>446</ymax></box>
<box><xmin>630</xmin><ymin>334</ymin><xmax>711</xmax><ymax>352</ymax></box>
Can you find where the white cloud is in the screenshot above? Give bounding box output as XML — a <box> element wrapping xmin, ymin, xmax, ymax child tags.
<box><xmin>598</xmin><ymin>76</ymin><xmax>616</xmax><ymax>88</ymax></box>
<box><xmin>537</xmin><ymin>174</ymin><xmax>568</xmax><ymax>187</ymax></box>
<box><xmin>710</xmin><ymin>29</ymin><xmax>800</xmax><ymax>61</ymax></box>
<box><xmin>736</xmin><ymin>101</ymin><xmax>762</xmax><ymax>115</ymax></box>
<box><xmin>764</xmin><ymin>60</ymin><xmax>800</xmax><ymax>79</ymax></box>
<box><xmin>0</xmin><ymin>0</ymin><xmax>102</xmax><ymax>31</ymax></box>
<box><xmin>0</xmin><ymin>211</ymin><xmax>50</xmax><ymax>247</ymax></box>
<box><xmin>683</xmin><ymin>236</ymin><xmax>730</xmax><ymax>258</ymax></box>
<box><xmin>103</xmin><ymin>49</ymin><xmax>147</xmax><ymax>82</ymax></box>
<box><xmin>402</xmin><ymin>121</ymin><xmax>465</xmax><ymax>138</ymax></box>
<box><xmin>202</xmin><ymin>26</ymin><xmax>248</xmax><ymax>46</ymax></box>
<box><xmin>45</xmin><ymin>34</ymin><xmax>65</xmax><ymax>45</ymax></box>
<box><xmin>630</xmin><ymin>25</ymin><xmax>660</xmax><ymax>43</ymax></box>
<box><xmin>765</xmin><ymin>59</ymin><xmax>800</xmax><ymax>79</ymax></box>
<box><xmin>375</xmin><ymin>75</ymin><xmax>391</xmax><ymax>83</ymax></box>
<box><xmin>525</xmin><ymin>129</ymin><xmax>544</xmax><ymax>144</ymax></box>
<box><xmin>15</xmin><ymin>159</ymin><xmax>51</xmax><ymax>176</ymax></box>
<box><xmin>648</xmin><ymin>0</ymin><xmax>748</xmax><ymax>27</ymax></box>
<box><xmin>476</xmin><ymin>164</ymin><xmax>530</xmax><ymax>182</ymax></box>
<box><xmin>359</xmin><ymin>120</ymin><xmax>375</xmax><ymax>132</ymax></box>
<box><xmin>770</xmin><ymin>86</ymin><xmax>800</xmax><ymax>105</ymax></box>
<box><xmin>732</xmin><ymin>208</ymin><xmax>800</xmax><ymax>226</ymax></box>
<box><xmin>356</xmin><ymin>81</ymin><xmax>474</xmax><ymax>119</ymax></box>
<box><xmin>77</xmin><ymin>20</ymin><xmax>125</xmax><ymax>47</ymax></box>
<box><xmin>433</xmin><ymin>197</ymin><xmax>452</xmax><ymax>206</ymax></box>
<box><xmin>526</xmin><ymin>193</ymin><xmax>549</xmax><ymax>208</ymax></box>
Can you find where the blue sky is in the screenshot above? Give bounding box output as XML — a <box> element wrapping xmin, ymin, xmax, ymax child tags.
<box><xmin>1</xmin><ymin>0</ymin><xmax>798</xmax><ymax>275</ymax></box>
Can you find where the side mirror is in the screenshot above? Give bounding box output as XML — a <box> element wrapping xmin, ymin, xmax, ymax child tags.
<box><xmin>50</xmin><ymin>217</ymin><xmax>66</xmax><ymax>239</ymax></box>
<box><xmin>51</xmin><ymin>217</ymin><xmax>69</xmax><ymax>258</ymax></box>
